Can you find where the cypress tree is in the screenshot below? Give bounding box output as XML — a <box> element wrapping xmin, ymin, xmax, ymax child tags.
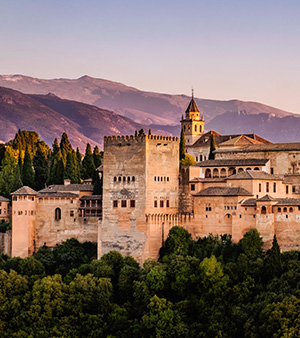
<box><xmin>209</xmin><ymin>134</ymin><xmax>217</xmax><ymax>160</ymax></box>
<box><xmin>81</xmin><ymin>144</ymin><xmax>96</xmax><ymax>179</ymax></box>
<box><xmin>92</xmin><ymin>170</ymin><xmax>102</xmax><ymax>195</ymax></box>
<box><xmin>64</xmin><ymin>151</ymin><xmax>80</xmax><ymax>183</ymax></box>
<box><xmin>93</xmin><ymin>146</ymin><xmax>102</xmax><ymax>169</ymax></box>
<box><xmin>12</xmin><ymin>164</ymin><xmax>23</xmax><ymax>192</ymax></box>
<box><xmin>179</xmin><ymin>127</ymin><xmax>186</xmax><ymax>161</ymax></box>
<box><xmin>17</xmin><ymin>151</ymin><xmax>23</xmax><ymax>181</ymax></box>
<box><xmin>48</xmin><ymin>138</ymin><xmax>62</xmax><ymax>185</ymax></box>
<box><xmin>76</xmin><ymin>148</ymin><xmax>82</xmax><ymax>182</ymax></box>
<box><xmin>266</xmin><ymin>235</ymin><xmax>282</xmax><ymax>279</ymax></box>
<box><xmin>33</xmin><ymin>144</ymin><xmax>49</xmax><ymax>190</ymax></box>
<box><xmin>0</xmin><ymin>146</ymin><xmax>17</xmax><ymax>197</ymax></box>
<box><xmin>60</xmin><ymin>132</ymin><xmax>73</xmax><ymax>165</ymax></box>
<box><xmin>23</xmin><ymin>146</ymin><xmax>35</xmax><ymax>188</ymax></box>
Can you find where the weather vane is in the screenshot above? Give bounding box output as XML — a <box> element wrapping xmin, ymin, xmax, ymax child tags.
<box><xmin>191</xmin><ymin>87</ymin><xmax>194</xmax><ymax>98</ymax></box>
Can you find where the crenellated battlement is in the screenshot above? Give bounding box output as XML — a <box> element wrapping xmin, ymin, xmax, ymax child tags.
<box><xmin>104</xmin><ymin>134</ymin><xmax>179</xmax><ymax>146</ymax></box>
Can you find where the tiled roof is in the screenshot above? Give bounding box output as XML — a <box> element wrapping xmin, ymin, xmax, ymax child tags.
<box><xmin>11</xmin><ymin>186</ymin><xmax>37</xmax><ymax>195</ymax></box>
<box><xmin>190</xmin><ymin>177</ymin><xmax>226</xmax><ymax>183</ymax></box>
<box><xmin>191</xmin><ymin>131</ymin><xmax>271</xmax><ymax>148</ymax></box>
<box><xmin>193</xmin><ymin>159</ymin><xmax>269</xmax><ymax>167</ymax></box>
<box><xmin>276</xmin><ymin>199</ymin><xmax>300</xmax><ymax>206</ymax></box>
<box><xmin>37</xmin><ymin>192</ymin><xmax>78</xmax><ymax>198</ymax></box>
<box><xmin>185</xmin><ymin>97</ymin><xmax>200</xmax><ymax>113</ymax></box>
<box><xmin>228</xmin><ymin>170</ymin><xmax>282</xmax><ymax>181</ymax></box>
<box><xmin>241</xmin><ymin>198</ymin><xmax>257</xmax><ymax>206</ymax></box>
<box><xmin>219</xmin><ymin>134</ymin><xmax>265</xmax><ymax>147</ymax></box>
<box><xmin>0</xmin><ymin>196</ymin><xmax>9</xmax><ymax>202</ymax></box>
<box><xmin>80</xmin><ymin>195</ymin><xmax>102</xmax><ymax>200</ymax></box>
<box><xmin>193</xmin><ymin>186</ymin><xmax>253</xmax><ymax>197</ymax></box>
<box><xmin>39</xmin><ymin>184</ymin><xmax>93</xmax><ymax>193</ymax></box>
<box><xmin>215</xmin><ymin>142</ymin><xmax>300</xmax><ymax>153</ymax></box>
<box><xmin>258</xmin><ymin>194</ymin><xmax>276</xmax><ymax>201</ymax></box>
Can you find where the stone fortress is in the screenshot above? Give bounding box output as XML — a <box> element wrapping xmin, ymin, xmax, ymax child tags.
<box><xmin>5</xmin><ymin>94</ymin><xmax>300</xmax><ymax>262</ymax></box>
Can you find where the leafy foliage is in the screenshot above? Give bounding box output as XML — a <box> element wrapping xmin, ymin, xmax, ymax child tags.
<box><xmin>1</xmin><ymin>230</ymin><xmax>300</xmax><ymax>337</ymax></box>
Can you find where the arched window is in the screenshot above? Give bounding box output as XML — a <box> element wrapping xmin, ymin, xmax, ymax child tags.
<box><xmin>289</xmin><ymin>207</ymin><xmax>293</xmax><ymax>212</ymax></box>
<box><xmin>205</xmin><ymin>169</ymin><xmax>211</xmax><ymax>178</ymax></box>
<box><xmin>200</xmin><ymin>155</ymin><xmax>203</xmax><ymax>161</ymax></box>
<box><xmin>220</xmin><ymin>168</ymin><xmax>226</xmax><ymax>177</ymax></box>
<box><xmin>132</xmin><ymin>176</ymin><xmax>135</xmax><ymax>182</ymax></box>
<box><xmin>283</xmin><ymin>207</ymin><xmax>287</xmax><ymax>212</ymax></box>
<box><xmin>55</xmin><ymin>208</ymin><xmax>61</xmax><ymax>221</ymax></box>
<box><xmin>213</xmin><ymin>168</ymin><xmax>219</xmax><ymax>178</ymax></box>
<box><xmin>128</xmin><ymin>176</ymin><xmax>130</xmax><ymax>182</ymax></box>
<box><xmin>118</xmin><ymin>177</ymin><xmax>121</xmax><ymax>182</ymax></box>
<box><xmin>254</xmin><ymin>167</ymin><xmax>260</xmax><ymax>170</ymax></box>
<box><xmin>228</xmin><ymin>167</ymin><xmax>236</xmax><ymax>176</ymax></box>
<box><xmin>261</xmin><ymin>206</ymin><xmax>267</xmax><ymax>214</ymax></box>
<box><xmin>123</xmin><ymin>176</ymin><xmax>126</xmax><ymax>182</ymax></box>
<box><xmin>238</xmin><ymin>168</ymin><xmax>244</xmax><ymax>173</ymax></box>
<box><xmin>277</xmin><ymin>207</ymin><xmax>281</xmax><ymax>212</ymax></box>
<box><xmin>246</xmin><ymin>168</ymin><xmax>251</xmax><ymax>171</ymax></box>
<box><xmin>114</xmin><ymin>176</ymin><xmax>117</xmax><ymax>182</ymax></box>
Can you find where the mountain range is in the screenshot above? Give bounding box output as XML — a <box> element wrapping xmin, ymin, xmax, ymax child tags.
<box><xmin>0</xmin><ymin>74</ymin><xmax>300</xmax><ymax>145</ymax></box>
<box><xmin>0</xmin><ymin>86</ymin><xmax>165</xmax><ymax>151</ymax></box>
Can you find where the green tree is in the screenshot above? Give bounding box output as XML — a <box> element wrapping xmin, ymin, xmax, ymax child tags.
<box><xmin>48</xmin><ymin>139</ymin><xmax>64</xmax><ymax>185</ymax></box>
<box><xmin>180</xmin><ymin>154</ymin><xmax>196</xmax><ymax>167</ymax></box>
<box><xmin>12</xmin><ymin>163</ymin><xmax>23</xmax><ymax>192</ymax></box>
<box><xmin>22</xmin><ymin>146</ymin><xmax>35</xmax><ymax>188</ymax></box>
<box><xmin>92</xmin><ymin>170</ymin><xmax>102</xmax><ymax>195</ymax></box>
<box><xmin>64</xmin><ymin>151</ymin><xmax>80</xmax><ymax>183</ymax></box>
<box><xmin>60</xmin><ymin>132</ymin><xmax>73</xmax><ymax>165</ymax></box>
<box><xmin>239</xmin><ymin>229</ymin><xmax>263</xmax><ymax>260</ymax></box>
<box><xmin>33</xmin><ymin>143</ymin><xmax>49</xmax><ymax>190</ymax></box>
<box><xmin>208</xmin><ymin>134</ymin><xmax>217</xmax><ymax>160</ymax></box>
<box><xmin>76</xmin><ymin>147</ymin><xmax>82</xmax><ymax>180</ymax></box>
<box><xmin>93</xmin><ymin>146</ymin><xmax>102</xmax><ymax>168</ymax></box>
<box><xmin>160</xmin><ymin>226</ymin><xmax>193</xmax><ymax>258</ymax></box>
<box><xmin>81</xmin><ymin>143</ymin><xmax>96</xmax><ymax>180</ymax></box>
<box><xmin>0</xmin><ymin>146</ymin><xmax>17</xmax><ymax>197</ymax></box>
<box><xmin>265</xmin><ymin>235</ymin><xmax>282</xmax><ymax>279</ymax></box>
<box><xmin>179</xmin><ymin>127</ymin><xmax>186</xmax><ymax>161</ymax></box>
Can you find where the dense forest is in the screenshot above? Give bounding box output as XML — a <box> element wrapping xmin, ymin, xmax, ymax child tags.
<box><xmin>0</xmin><ymin>130</ymin><xmax>103</xmax><ymax>197</ymax></box>
<box><xmin>1</xmin><ymin>227</ymin><xmax>300</xmax><ymax>337</ymax></box>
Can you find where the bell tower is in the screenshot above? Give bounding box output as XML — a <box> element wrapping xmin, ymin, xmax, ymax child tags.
<box><xmin>180</xmin><ymin>90</ymin><xmax>204</xmax><ymax>145</ymax></box>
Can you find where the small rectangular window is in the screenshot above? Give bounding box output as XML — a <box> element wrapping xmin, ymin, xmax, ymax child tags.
<box><xmin>191</xmin><ymin>184</ymin><xmax>195</xmax><ymax>191</ymax></box>
<box><xmin>271</xmin><ymin>168</ymin><xmax>274</xmax><ymax>174</ymax></box>
<box><xmin>70</xmin><ymin>210</ymin><xmax>74</xmax><ymax>217</ymax></box>
<box><xmin>130</xmin><ymin>200</ymin><xmax>135</xmax><ymax>208</ymax></box>
<box><xmin>113</xmin><ymin>200</ymin><xmax>118</xmax><ymax>208</ymax></box>
<box><xmin>286</xmin><ymin>185</ymin><xmax>289</xmax><ymax>194</ymax></box>
<box><xmin>12</xmin><ymin>196</ymin><xmax>17</xmax><ymax>201</ymax></box>
<box><xmin>273</xmin><ymin>183</ymin><xmax>276</xmax><ymax>193</ymax></box>
<box><xmin>259</xmin><ymin>183</ymin><xmax>261</xmax><ymax>192</ymax></box>
<box><xmin>160</xmin><ymin>200</ymin><xmax>164</xmax><ymax>208</ymax></box>
<box><xmin>154</xmin><ymin>200</ymin><xmax>158</xmax><ymax>208</ymax></box>
<box><xmin>293</xmin><ymin>186</ymin><xmax>296</xmax><ymax>193</ymax></box>
<box><xmin>121</xmin><ymin>200</ymin><xmax>127</xmax><ymax>208</ymax></box>
<box><xmin>166</xmin><ymin>200</ymin><xmax>169</xmax><ymax>208</ymax></box>
<box><xmin>266</xmin><ymin>182</ymin><xmax>269</xmax><ymax>193</ymax></box>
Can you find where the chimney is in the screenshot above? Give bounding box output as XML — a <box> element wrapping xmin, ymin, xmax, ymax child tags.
<box><xmin>64</xmin><ymin>179</ymin><xmax>71</xmax><ymax>186</ymax></box>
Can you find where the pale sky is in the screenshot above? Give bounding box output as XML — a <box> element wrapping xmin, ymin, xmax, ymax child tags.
<box><xmin>1</xmin><ymin>0</ymin><xmax>300</xmax><ymax>113</ymax></box>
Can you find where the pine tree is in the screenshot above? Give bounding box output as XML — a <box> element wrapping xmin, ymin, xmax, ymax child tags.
<box><xmin>81</xmin><ymin>144</ymin><xmax>96</xmax><ymax>179</ymax></box>
<box><xmin>23</xmin><ymin>146</ymin><xmax>35</xmax><ymax>188</ymax></box>
<box><xmin>209</xmin><ymin>134</ymin><xmax>217</xmax><ymax>160</ymax></box>
<box><xmin>33</xmin><ymin>144</ymin><xmax>49</xmax><ymax>190</ymax></box>
<box><xmin>93</xmin><ymin>146</ymin><xmax>102</xmax><ymax>169</ymax></box>
<box><xmin>179</xmin><ymin>127</ymin><xmax>186</xmax><ymax>161</ymax></box>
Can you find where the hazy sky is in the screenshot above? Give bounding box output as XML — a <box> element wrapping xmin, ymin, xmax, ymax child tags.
<box><xmin>1</xmin><ymin>0</ymin><xmax>300</xmax><ymax>113</ymax></box>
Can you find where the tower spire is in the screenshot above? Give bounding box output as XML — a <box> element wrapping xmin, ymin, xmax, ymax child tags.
<box><xmin>191</xmin><ymin>87</ymin><xmax>194</xmax><ymax>99</ymax></box>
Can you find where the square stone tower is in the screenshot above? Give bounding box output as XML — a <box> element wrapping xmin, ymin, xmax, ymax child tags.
<box><xmin>100</xmin><ymin>134</ymin><xmax>179</xmax><ymax>262</ymax></box>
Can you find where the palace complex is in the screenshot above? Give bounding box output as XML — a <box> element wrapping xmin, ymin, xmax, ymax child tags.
<box><xmin>3</xmin><ymin>95</ymin><xmax>300</xmax><ymax>262</ymax></box>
